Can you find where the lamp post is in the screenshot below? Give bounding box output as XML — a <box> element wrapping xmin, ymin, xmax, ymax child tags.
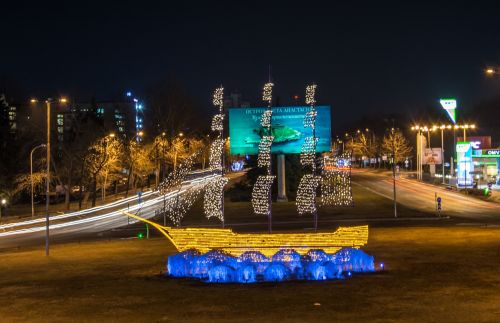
<box><xmin>31</xmin><ymin>97</ymin><xmax>67</xmax><ymax>256</ymax></box>
<box><xmin>412</xmin><ymin>123</ymin><xmax>476</xmax><ymax>185</ymax></box>
<box><xmin>30</xmin><ymin>144</ymin><xmax>46</xmax><ymax>218</ymax></box>
<box><xmin>0</xmin><ymin>198</ymin><xmax>6</xmax><ymax>221</ymax></box>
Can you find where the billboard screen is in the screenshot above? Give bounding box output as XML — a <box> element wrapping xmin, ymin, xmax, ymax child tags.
<box><xmin>422</xmin><ymin>148</ymin><xmax>442</xmax><ymax>165</ymax></box>
<box><xmin>228</xmin><ymin>106</ymin><xmax>331</xmax><ymax>155</ymax></box>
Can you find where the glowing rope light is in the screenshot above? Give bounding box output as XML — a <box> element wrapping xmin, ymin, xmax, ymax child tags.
<box><xmin>123</xmin><ymin>211</ymin><xmax>370</xmax><ymax>258</ymax></box>
<box><xmin>257</xmin><ymin>136</ymin><xmax>274</xmax><ymax>168</ymax></box>
<box><xmin>252</xmin><ymin>175</ymin><xmax>275</xmax><ymax>216</ymax></box>
<box><xmin>296</xmin><ymin>174</ymin><xmax>321</xmax><ymax>215</ymax></box>
<box><xmin>204</xmin><ymin>177</ymin><xmax>229</xmax><ymax>222</ymax></box>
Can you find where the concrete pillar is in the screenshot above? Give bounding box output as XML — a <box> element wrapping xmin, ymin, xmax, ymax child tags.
<box><xmin>277</xmin><ymin>154</ymin><xmax>288</xmax><ymax>202</ymax></box>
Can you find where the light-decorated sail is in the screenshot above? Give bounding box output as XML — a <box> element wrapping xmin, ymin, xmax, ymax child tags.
<box><xmin>203</xmin><ymin>86</ymin><xmax>228</xmax><ymax>225</ymax></box>
<box><xmin>321</xmin><ymin>151</ymin><xmax>354</xmax><ymax>207</ymax></box>
<box><xmin>252</xmin><ymin>175</ymin><xmax>276</xmax><ymax>215</ymax></box>
<box><xmin>297</xmin><ymin>84</ymin><xmax>320</xmax><ymax>219</ymax></box>
<box><xmin>252</xmin><ymin>82</ymin><xmax>276</xmax><ymax>228</ymax></box>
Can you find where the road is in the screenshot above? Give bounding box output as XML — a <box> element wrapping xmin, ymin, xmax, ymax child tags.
<box><xmin>353</xmin><ymin>169</ymin><xmax>500</xmax><ymax>221</ymax></box>
<box><xmin>0</xmin><ymin>170</ymin><xmax>221</xmax><ymax>250</ymax></box>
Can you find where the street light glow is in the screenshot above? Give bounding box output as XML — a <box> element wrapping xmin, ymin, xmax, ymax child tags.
<box><xmin>59</xmin><ymin>97</ymin><xmax>68</xmax><ymax>103</ymax></box>
<box><xmin>486</xmin><ymin>68</ymin><xmax>495</xmax><ymax>75</ymax></box>
<box><xmin>30</xmin><ymin>98</ymin><xmax>38</xmax><ymax>103</ymax></box>
<box><xmin>1</xmin><ymin>199</ymin><xmax>6</xmax><ymax>205</ymax></box>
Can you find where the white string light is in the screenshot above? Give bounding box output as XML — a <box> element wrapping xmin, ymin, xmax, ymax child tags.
<box><xmin>305</xmin><ymin>84</ymin><xmax>317</xmax><ymax>105</ymax></box>
<box><xmin>257</xmin><ymin>136</ymin><xmax>274</xmax><ymax>168</ymax></box>
<box><xmin>204</xmin><ymin>177</ymin><xmax>229</xmax><ymax>222</ymax></box>
<box><xmin>209</xmin><ymin>138</ymin><xmax>225</xmax><ymax>170</ymax></box>
<box><xmin>252</xmin><ymin>175</ymin><xmax>275</xmax><ymax>215</ymax></box>
<box><xmin>164</xmin><ymin>185</ymin><xmax>205</xmax><ymax>226</ymax></box>
<box><xmin>321</xmin><ymin>152</ymin><xmax>353</xmax><ymax>207</ymax></box>
<box><xmin>260</xmin><ymin>110</ymin><xmax>272</xmax><ymax>127</ymax></box>
<box><xmin>204</xmin><ymin>86</ymin><xmax>226</xmax><ymax>224</ymax></box>
<box><xmin>262</xmin><ymin>82</ymin><xmax>274</xmax><ymax>104</ymax></box>
<box><xmin>157</xmin><ymin>152</ymin><xmax>199</xmax><ymax>195</ymax></box>
<box><xmin>296</xmin><ymin>174</ymin><xmax>321</xmax><ymax>215</ymax></box>
<box><xmin>213</xmin><ymin>87</ymin><xmax>224</xmax><ymax>111</ymax></box>
<box><xmin>211</xmin><ymin>114</ymin><xmax>224</xmax><ymax>131</ymax></box>
<box><xmin>300</xmin><ymin>137</ymin><xmax>318</xmax><ymax>167</ymax></box>
<box><xmin>297</xmin><ymin>84</ymin><xmax>321</xmax><ymax>221</ymax></box>
<box><xmin>303</xmin><ymin>110</ymin><xmax>317</xmax><ymax>129</ymax></box>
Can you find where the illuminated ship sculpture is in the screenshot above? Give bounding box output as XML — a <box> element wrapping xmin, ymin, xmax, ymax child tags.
<box><xmin>123</xmin><ymin>211</ymin><xmax>368</xmax><ymax>258</ymax></box>
<box><xmin>126</xmin><ymin>84</ymin><xmax>371</xmax><ymax>283</ymax></box>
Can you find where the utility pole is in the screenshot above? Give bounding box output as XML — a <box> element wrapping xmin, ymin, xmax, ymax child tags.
<box><xmin>45</xmin><ymin>100</ymin><xmax>51</xmax><ymax>256</ymax></box>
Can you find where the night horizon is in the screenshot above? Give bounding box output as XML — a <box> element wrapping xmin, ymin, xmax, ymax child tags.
<box><xmin>3</xmin><ymin>2</ymin><xmax>500</xmax><ymax>127</ymax></box>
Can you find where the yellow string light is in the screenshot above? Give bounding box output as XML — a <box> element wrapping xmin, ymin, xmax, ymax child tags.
<box><xmin>123</xmin><ymin>212</ymin><xmax>369</xmax><ymax>258</ymax></box>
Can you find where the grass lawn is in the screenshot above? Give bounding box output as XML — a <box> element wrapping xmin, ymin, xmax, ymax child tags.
<box><xmin>181</xmin><ymin>183</ymin><xmax>434</xmax><ymax>230</ymax></box>
<box><xmin>1</xmin><ymin>226</ymin><xmax>499</xmax><ymax>322</ymax></box>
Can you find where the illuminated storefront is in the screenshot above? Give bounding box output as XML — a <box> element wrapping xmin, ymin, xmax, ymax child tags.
<box><xmin>457</xmin><ymin>136</ymin><xmax>499</xmax><ymax>186</ymax></box>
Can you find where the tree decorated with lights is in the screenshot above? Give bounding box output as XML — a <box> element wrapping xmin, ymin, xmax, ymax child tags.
<box><xmin>296</xmin><ymin>84</ymin><xmax>322</xmax><ymax>230</ymax></box>
<box><xmin>252</xmin><ymin>82</ymin><xmax>275</xmax><ymax>233</ymax></box>
<box><xmin>204</xmin><ymin>86</ymin><xmax>229</xmax><ymax>226</ymax></box>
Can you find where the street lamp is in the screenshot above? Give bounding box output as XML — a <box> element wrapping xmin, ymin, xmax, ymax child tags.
<box><xmin>0</xmin><ymin>198</ymin><xmax>7</xmax><ymax>221</ymax></box>
<box><xmin>485</xmin><ymin>67</ymin><xmax>498</xmax><ymax>75</ymax></box>
<box><xmin>411</xmin><ymin>123</ymin><xmax>477</xmax><ymax>184</ymax></box>
<box><xmin>30</xmin><ymin>144</ymin><xmax>46</xmax><ymax>218</ymax></box>
<box><xmin>31</xmin><ymin>97</ymin><xmax>68</xmax><ymax>256</ymax></box>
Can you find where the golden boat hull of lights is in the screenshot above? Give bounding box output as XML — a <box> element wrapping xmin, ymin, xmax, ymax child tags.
<box><xmin>124</xmin><ymin>212</ymin><xmax>368</xmax><ymax>257</ymax></box>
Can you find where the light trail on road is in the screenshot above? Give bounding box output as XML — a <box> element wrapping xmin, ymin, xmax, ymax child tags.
<box><xmin>353</xmin><ymin>170</ymin><xmax>500</xmax><ymax>220</ymax></box>
<box><xmin>0</xmin><ymin>172</ymin><xmax>218</xmax><ymax>238</ymax></box>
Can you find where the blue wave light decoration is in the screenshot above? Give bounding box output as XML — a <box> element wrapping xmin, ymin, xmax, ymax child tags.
<box><xmin>167</xmin><ymin>247</ymin><xmax>375</xmax><ymax>283</ymax></box>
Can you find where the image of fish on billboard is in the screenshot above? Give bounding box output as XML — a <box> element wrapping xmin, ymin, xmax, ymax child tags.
<box><xmin>228</xmin><ymin>106</ymin><xmax>331</xmax><ymax>155</ymax></box>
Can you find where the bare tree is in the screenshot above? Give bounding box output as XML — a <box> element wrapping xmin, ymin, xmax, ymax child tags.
<box><xmin>382</xmin><ymin>129</ymin><xmax>412</xmax><ymax>163</ymax></box>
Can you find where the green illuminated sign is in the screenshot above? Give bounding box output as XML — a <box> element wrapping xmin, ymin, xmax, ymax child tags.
<box><xmin>440</xmin><ymin>98</ymin><xmax>457</xmax><ymax>124</ymax></box>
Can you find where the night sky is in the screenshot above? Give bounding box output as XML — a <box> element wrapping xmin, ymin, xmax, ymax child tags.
<box><xmin>3</xmin><ymin>2</ymin><xmax>500</xmax><ymax>129</ymax></box>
